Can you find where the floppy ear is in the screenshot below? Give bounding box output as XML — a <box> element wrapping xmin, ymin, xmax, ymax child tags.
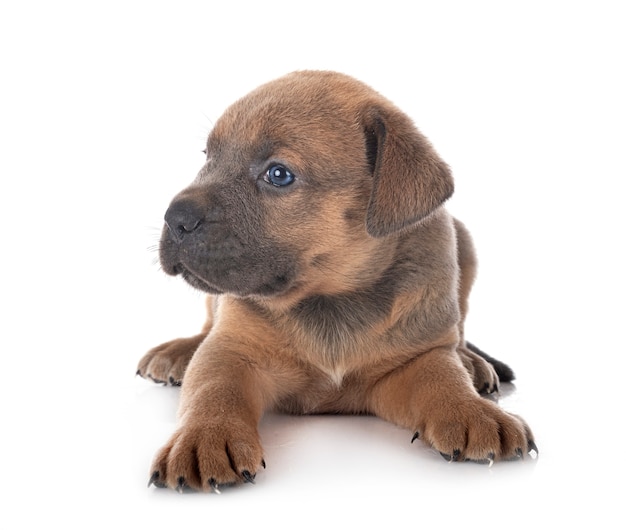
<box><xmin>362</xmin><ymin>106</ymin><xmax>454</xmax><ymax>237</ymax></box>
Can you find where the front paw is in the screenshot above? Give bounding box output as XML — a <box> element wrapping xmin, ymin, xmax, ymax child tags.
<box><xmin>137</xmin><ymin>333</ymin><xmax>206</xmax><ymax>386</ymax></box>
<box><xmin>415</xmin><ymin>398</ymin><xmax>537</xmax><ymax>464</ymax></box>
<box><xmin>148</xmin><ymin>420</ymin><xmax>265</xmax><ymax>493</ymax></box>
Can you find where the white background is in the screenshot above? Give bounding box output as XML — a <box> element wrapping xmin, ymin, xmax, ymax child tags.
<box><xmin>1</xmin><ymin>0</ymin><xmax>624</xmax><ymax>527</ymax></box>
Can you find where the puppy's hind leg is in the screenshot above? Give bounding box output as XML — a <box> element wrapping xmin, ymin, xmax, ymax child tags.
<box><xmin>454</xmin><ymin>219</ymin><xmax>511</xmax><ymax>394</ymax></box>
<box><xmin>136</xmin><ymin>295</ymin><xmax>217</xmax><ymax>386</ymax></box>
<box><xmin>466</xmin><ymin>341</ymin><xmax>515</xmax><ymax>383</ymax></box>
<box><xmin>458</xmin><ymin>343</ymin><xmax>514</xmax><ymax>395</ymax></box>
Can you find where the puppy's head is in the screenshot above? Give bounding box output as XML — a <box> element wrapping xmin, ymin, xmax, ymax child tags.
<box><xmin>159</xmin><ymin>71</ymin><xmax>453</xmax><ymax>303</ymax></box>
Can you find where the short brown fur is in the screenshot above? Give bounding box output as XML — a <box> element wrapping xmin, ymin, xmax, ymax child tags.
<box><xmin>137</xmin><ymin>71</ymin><xmax>535</xmax><ymax>492</ymax></box>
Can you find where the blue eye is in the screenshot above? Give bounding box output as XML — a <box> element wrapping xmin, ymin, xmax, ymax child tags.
<box><xmin>264</xmin><ymin>164</ymin><xmax>295</xmax><ymax>187</ymax></box>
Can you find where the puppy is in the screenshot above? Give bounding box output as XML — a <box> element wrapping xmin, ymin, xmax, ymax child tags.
<box><xmin>137</xmin><ymin>70</ymin><xmax>536</xmax><ymax>492</ymax></box>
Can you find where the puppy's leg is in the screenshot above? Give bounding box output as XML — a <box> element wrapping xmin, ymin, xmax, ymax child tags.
<box><xmin>137</xmin><ymin>295</ymin><xmax>216</xmax><ymax>386</ymax></box>
<box><xmin>149</xmin><ymin>348</ymin><xmax>264</xmax><ymax>491</ymax></box>
<box><xmin>368</xmin><ymin>346</ymin><xmax>536</xmax><ymax>462</ymax></box>
<box><xmin>466</xmin><ymin>341</ymin><xmax>515</xmax><ymax>383</ymax></box>
<box><xmin>457</xmin><ymin>344</ymin><xmax>502</xmax><ymax>395</ymax></box>
<box><xmin>148</xmin><ymin>334</ymin><xmax>295</xmax><ymax>492</ymax></box>
<box><xmin>148</xmin><ymin>300</ymin><xmax>308</xmax><ymax>492</ymax></box>
<box><xmin>454</xmin><ymin>218</ymin><xmax>476</xmax><ymax>346</ymax></box>
<box><xmin>454</xmin><ymin>219</ymin><xmax>501</xmax><ymax>394</ymax></box>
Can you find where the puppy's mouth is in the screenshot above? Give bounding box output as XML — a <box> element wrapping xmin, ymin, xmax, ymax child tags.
<box><xmin>174</xmin><ymin>264</ymin><xmax>225</xmax><ymax>295</ymax></box>
<box><xmin>170</xmin><ymin>261</ymin><xmax>297</xmax><ymax>298</ymax></box>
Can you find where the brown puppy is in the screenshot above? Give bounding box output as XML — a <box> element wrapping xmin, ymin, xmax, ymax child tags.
<box><xmin>137</xmin><ymin>71</ymin><xmax>536</xmax><ymax>492</ymax></box>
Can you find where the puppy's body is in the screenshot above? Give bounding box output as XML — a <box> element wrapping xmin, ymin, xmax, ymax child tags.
<box><xmin>138</xmin><ymin>71</ymin><xmax>535</xmax><ymax>492</ymax></box>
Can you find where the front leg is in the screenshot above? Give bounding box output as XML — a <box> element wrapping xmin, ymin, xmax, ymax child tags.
<box><xmin>368</xmin><ymin>346</ymin><xmax>537</xmax><ymax>463</ymax></box>
<box><xmin>148</xmin><ymin>341</ymin><xmax>270</xmax><ymax>492</ymax></box>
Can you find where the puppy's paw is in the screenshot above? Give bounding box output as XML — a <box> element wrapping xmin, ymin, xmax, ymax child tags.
<box><xmin>457</xmin><ymin>345</ymin><xmax>500</xmax><ymax>395</ymax></box>
<box><xmin>148</xmin><ymin>420</ymin><xmax>265</xmax><ymax>493</ymax></box>
<box><xmin>136</xmin><ymin>333</ymin><xmax>207</xmax><ymax>386</ymax></box>
<box><xmin>416</xmin><ymin>398</ymin><xmax>537</xmax><ymax>464</ymax></box>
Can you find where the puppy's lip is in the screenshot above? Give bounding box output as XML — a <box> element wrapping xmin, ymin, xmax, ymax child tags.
<box><xmin>176</xmin><ymin>264</ymin><xmax>225</xmax><ymax>295</ymax></box>
<box><xmin>174</xmin><ymin>261</ymin><xmax>298</xmax><ymax>298</ymax></box>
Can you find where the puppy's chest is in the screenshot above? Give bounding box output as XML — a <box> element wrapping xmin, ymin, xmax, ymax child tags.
<box><xmin>286</xmin><ymin>297</ymin><xmax>394</xmax><ymax>385</ymax></box>
<box><xmin>289</xmin><ymin>292</ymin><xmax>393</xmax><ymax>347</ymax></box>
<box><xmin>291</xmin><ymin>300</ymin><xmax>375</xmax><ymax>359</ymax></box>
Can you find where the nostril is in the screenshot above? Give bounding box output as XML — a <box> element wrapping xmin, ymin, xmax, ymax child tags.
<box><xmin>178</xmin><ymin>218</ymin><xmax>202</xmax><ymax>234</ymax></box>
<box><xmin>166</xmin><ymin>218</ymin><xmax>202</xmax><ymax>242</ymax></box>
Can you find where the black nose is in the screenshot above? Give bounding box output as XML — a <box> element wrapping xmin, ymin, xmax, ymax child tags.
<box><xmin>164</xmin><ymin>198</ymin><xmax>205</xmax><ymax>242</ymax></box>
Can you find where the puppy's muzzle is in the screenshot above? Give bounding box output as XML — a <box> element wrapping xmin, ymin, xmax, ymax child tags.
<box><xmin>159</xmin><ymin>189</ymin><xmax>297</xmax><ymax>297</ymax></box>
